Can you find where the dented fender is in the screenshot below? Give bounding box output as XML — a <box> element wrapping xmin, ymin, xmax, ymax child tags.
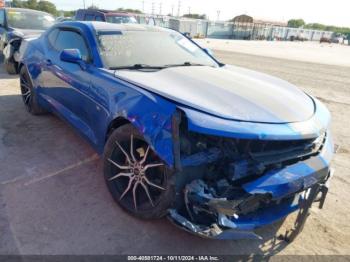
<box><xmin>111</xmin><ymin>87</ymin><xmax>177</xmax><ymax>166</ymax></box>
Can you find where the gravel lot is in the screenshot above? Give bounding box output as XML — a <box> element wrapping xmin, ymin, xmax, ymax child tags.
<box><xmin>0</xmin><ymin>50</ymin><xmax>349</xmax><ymax>255</ymax></box>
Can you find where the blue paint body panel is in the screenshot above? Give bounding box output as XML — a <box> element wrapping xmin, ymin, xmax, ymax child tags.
<box><xmin>230</xmin><ymin>193</ymin><xmax>302</xmax><ymax>230</ymax></box>
<box><xmin>19</xmin><ymin>21</ymin><xmax>334</xmax><ymax>238</ymax></box>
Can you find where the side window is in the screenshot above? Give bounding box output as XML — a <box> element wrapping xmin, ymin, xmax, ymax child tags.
<box><xmin>0</xmin><ymin>10</ymin><xmax>5</xmax><ymax>26</ymax></box>
<box><xmin>47</xmin><ymin>29</ymin><xmax>59</xmax><ymax>48</ymax></box>
<box><xmin>95</xmin><ymin>15</ymin><xmax>103</xmax><ymax>21</ymax></box>
<box><xmin>84</xmin><ymin>14</ymin><xmax>95</xmax><ymax>21</ymax></box>
<box><xmin>55</xmin><ymin>30</ymin><xmax>90</xmax><ymax>62</ymax></box>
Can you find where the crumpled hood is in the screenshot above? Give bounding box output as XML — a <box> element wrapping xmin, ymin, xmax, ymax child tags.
<box><xmin>114</xmin><ymin>65</ymin><xmax>315</xmax><ymax>123</ymax></box>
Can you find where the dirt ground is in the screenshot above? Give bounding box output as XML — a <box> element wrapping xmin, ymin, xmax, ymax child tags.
<box><xmin>0</xmin><ymin>51</ymin><xmax>349</xmax><ymax>255</ymax></box>
<box><xmin>196</xmin><ymin>39</ymin><xmax>350</xmax><ymax>67</ymax></box>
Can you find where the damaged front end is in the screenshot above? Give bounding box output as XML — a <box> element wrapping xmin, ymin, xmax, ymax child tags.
<box><xmin>168</xmin><ymin>110</ymin><xmax>334</xmax><ymax>241</ymax></box>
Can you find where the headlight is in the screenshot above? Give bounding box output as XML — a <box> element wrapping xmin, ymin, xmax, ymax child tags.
<box><xmin>313</xmin><ymin>131</ymin><xmax>327</xmax><ymax>151</ymax></box>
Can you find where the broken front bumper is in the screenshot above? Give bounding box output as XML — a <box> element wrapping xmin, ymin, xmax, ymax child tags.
<box><xmin>168</xmin><ymin>132</ymin><xmax>334</xmax><ymax>241</ymax></box>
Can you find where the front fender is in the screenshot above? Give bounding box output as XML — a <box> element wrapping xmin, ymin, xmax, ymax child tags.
<box><xmin>113</xmin><ymin>92</ymin><xmax>177</xmax><ymax>167</ymax></box>
<box><xmin>104</xmin><ymin>74</ymin><xmax>178</xmax><ymax>167</ymax></box>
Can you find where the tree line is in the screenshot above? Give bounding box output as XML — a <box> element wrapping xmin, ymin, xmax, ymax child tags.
<box><xmin>9</xmin><ymin>0</ymin><xmax>143</xmax><ymax>17</ymax></box>
<box><xmin>287</xmin><ymin>19</ymin><xmax>350</xmax><ymax>36</ymax></box>
<box><xmin>11</xmin><ymin>0</ymin><xmax>58</xmax><ymax>15</ymax></box>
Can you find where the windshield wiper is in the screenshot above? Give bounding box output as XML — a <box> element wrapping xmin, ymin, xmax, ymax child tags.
<box><xmin>164</xmin><ymin>62</ymin><xmax>209</xmax><ymax>68</ymax></box>
<box><xmin>110</xmin><ymin>64</ymin><xmax>166</xmax><ymax>70</ymax></box>
<box><xmin>110</xmin><ymin>62</ymin><xmax>211</xmax><ymax>71</ymax></box>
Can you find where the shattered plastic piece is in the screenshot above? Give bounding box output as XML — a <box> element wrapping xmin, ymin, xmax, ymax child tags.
<box><xmin>218</xmin><ymin>213</ymin><xmax>238</xmax><ymax>229</ymax></box>
<box><xmin>168</xmin><ymin>209</ymin><xmax>262</xmax><ymax>240</ymax></box>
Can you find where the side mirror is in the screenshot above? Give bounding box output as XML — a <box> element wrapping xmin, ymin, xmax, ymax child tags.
<box><xmin>60</xmin><ymin>49</ymin><xmax>82</xmax><ymax>64</ymax></box>
<box><xmin>60</xmin><ymin>49</ymin><xmax>87</xmax><ymax>70</ymax></box>
<box><xmin>203</xmin><ymin>48</ymin><xmax>214</xmax><ymax>57</ymax></box>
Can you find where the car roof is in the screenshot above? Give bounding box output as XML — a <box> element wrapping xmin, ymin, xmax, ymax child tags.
<box><xmin>77</xmin><ymin>9</ymin><xmax>134</xmax><ymax>16</ymax></box>
<box><xmin>62</xmin><ymin>21</ymin><xmax>170</xmax><ymax>33</ymax></box>
<box><xmin>105</xmin><ymin>12</ymin><xmax>133</xmax><ymax>17</ymax></box>
<box><xmin>93</xmin><ymin>21</ymin><xmax>166</xmax><ymax>31</ymax></box>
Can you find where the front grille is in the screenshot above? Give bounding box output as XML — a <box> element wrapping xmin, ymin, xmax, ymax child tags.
<box><xmin>226</xmin><ymin>132</ymin><xmax>326</xmax><ymax>181</ymax></box>
<box><xmin>248</xmin><ymin>132</ymin><xmax>326</xmax><ymax>165</ymax></box>
<box><xmin>180</xmin><ymin>131</ymin><xmax>326</xmax><ymax>182</ymax></box>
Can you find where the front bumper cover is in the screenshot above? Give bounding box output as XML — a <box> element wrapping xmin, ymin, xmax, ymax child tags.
<box><xmin>168</xmin><ymin>169</ymin><xmax>333</xmax><ymax>241</ymax></box>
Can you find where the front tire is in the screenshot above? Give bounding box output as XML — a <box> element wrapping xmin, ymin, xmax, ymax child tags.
<box><xmin>103</xmin><ymin>124</ymin><xmax>175</xmax><ymax>219</ymax></box>
<box><xmin>19</xmin><ymin>66</ymin><xmax>46</xmax><ymax>115</ymax></box>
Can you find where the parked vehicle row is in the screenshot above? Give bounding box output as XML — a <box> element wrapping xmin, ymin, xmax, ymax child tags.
<box><xmin>0</xmin><ymin>7</ymin><xmax>141</xmax><ymax>74</ymax></box>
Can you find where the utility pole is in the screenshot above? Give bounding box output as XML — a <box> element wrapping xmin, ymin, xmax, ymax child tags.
<box><xmin>171</xmin><ymin>5</ymin><xmax>174</xmax><ymax>16</ymax></box>
<box><xmin>177</xmin><ymin>0</ymin><xmax>181</xmax><ymax>17</ymax></box>
<box><xmin>151</xmin><ymin>2</ymin><xmax>155</xmax><ymax>15</ymax></box>
<box><xmin>188</xmin><ymin>6</ymin><xmax>191</xmax><ymax>14</ymax></box>
<box><xmin>216</xmin><ymin>10</ymin><xmax>221</xmax><ymax>21</ymax></box>
<box><xmin>159</xmin><ymin>2</ymin><xmax>162</xmax><ymax>15</ymax></box>
<box><xmin>83</xmin><ymin>0</ymin><xmax>86</xmax><ymax>9</ymax></box>
<box><xmin>142</xmin><ymin>0</ymin><xmax>145</xmax><ymax>13</ymax></box>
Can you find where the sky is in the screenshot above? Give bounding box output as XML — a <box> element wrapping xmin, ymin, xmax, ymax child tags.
<box><xmin>51</xmin><ymin>0</ymin><xmax>349</xmax><ymax>27</ymax></box>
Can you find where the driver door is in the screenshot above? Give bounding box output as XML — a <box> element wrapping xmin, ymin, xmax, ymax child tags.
<box><xmin>40</xmin><ymin>28</ymin><xmax>99</xmax><ymax>146</ymax></box>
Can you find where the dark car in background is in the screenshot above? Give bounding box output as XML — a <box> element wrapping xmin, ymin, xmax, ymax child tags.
<box><xmin>320</xmin><ymin>37</ymin><xmax>332</xmax><ymax>44</ymax></box>
<box><xmin>0</xmin><ymin>7</ymin><xmax>55</xmax><ymax>74</ymax></box>
<box><xmin>75</xmin><ymin>9</ymin><xmax>137</xmax><ymax>24</ymax></box>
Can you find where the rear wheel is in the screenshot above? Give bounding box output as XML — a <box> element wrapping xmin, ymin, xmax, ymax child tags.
<box><xmin>103</xmin><ymin>124</ymin><xmax>174</xmax><ymax>219</ymax></box>
<box><xmin>19</xmin><ymin>66</ymin><xmax>46</xmax><ymax>115</ymax></box>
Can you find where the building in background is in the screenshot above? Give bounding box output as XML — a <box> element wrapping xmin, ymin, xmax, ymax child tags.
<box><xmin>140</xmin><ymin>13</ymin><xmax>334</xmax><ymax>41</ymax></box>
<box><xmin>205</xmin><ymin>14</ymin><xmax>333</xmax><ymax>41</ymax></box>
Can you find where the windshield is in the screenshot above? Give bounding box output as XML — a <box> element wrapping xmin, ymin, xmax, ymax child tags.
<box><xmin>106</xmin><ymin>15</ymin><xmax>137</xmax><ymax>24</ymax></box>
<box><xmin>6</xmin><ymin>9</ymin><xmax>55</xmax><ymax>30</ymax></box>
<box><xmin>97</xmin><ymin>30</ymin><xmax>218</xmax><ymax>69</ymax></box>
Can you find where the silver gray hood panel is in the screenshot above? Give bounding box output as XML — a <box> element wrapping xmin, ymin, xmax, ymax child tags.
<box><xmin>114</xmin><ymin>65</ymin><xmax>315</xmax><ymax>123</ymax></box>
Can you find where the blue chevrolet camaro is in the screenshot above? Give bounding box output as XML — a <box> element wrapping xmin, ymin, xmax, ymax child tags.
<box><xmin>18</xmin><ymin>21</ymin><xmax>334</xmax><ymax>240</ymax></box>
